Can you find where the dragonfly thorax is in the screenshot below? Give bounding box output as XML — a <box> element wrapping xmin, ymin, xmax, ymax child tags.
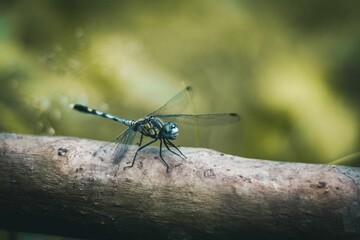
<box><xmin>133</xmin><ymin>116</ymin><xmax>179</xmax><ymax>140</ymax></box>
<box><xmin>132</xmin><ymin>116</ymin><xmax>175</xmax><ymax>140</ymax></box>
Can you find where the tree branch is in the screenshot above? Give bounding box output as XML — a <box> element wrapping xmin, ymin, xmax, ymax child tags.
<box><xmin>0</xmin><ymin>133</ymin><xmax>359</xmax><ymax>240</ymax></box>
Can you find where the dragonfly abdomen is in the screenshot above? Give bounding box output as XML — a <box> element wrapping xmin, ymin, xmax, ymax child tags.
<box><xmin>72</xmin><ymin>104</ymin><xmax>133</xmax><ymax>126</ymax></box>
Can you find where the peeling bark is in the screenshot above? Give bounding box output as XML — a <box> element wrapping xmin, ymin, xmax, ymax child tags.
<box><xmin>0</xmin><ymin>133</ymin><xmax>359</xmax><ymax>240</ymax></box>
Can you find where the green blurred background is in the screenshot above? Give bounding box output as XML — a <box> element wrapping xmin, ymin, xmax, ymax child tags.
<box><xmin>1</xmin><ymin>0</ymin><xmax>360</xmax><ymax>239</ymax></box>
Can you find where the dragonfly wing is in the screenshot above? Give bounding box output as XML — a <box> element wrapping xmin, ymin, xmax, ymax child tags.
<box><xmin>155</xmin><ymin>113</ymin><xmax>240</xmax><ymax>126</ymax></box>
<box><xmin>113</xmin><ymin>127</ymin><xmax>137</xmax><ymax>163</ymax></box>
<box><xmin>150</xmin><ymin>86</ymin><xmax>193</xmax><ymax>116</ymax></box>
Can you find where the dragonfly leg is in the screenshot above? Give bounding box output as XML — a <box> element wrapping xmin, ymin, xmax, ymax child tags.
<box><xmin>159</xmin><ymin>139</ymin><xmax>170</xmax><ymax>173</ymax></box>
<box><xmin>165</xmin><ymin>139</ymin><xmax>186</xmax><ymax>159</ymax></box>
<box><xmin>163</xmin><ymin>139</ymin><xmax>185</xmax><ymax>159</ymax></box>
<box><xmin>124</xmin><ymin>138</ymin><xmax>157</xmax><ymax>171</ymax></box>
<box><xmin>138</xmin><ymin>134</ymin><xmax>144</xmax><ymax>146</ymax></box>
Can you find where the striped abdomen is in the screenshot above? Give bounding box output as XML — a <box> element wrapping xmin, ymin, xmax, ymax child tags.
<box><xmin>72</xmin><ymin>104</ymin><xmax>133</xmax><ymax>126</ymax></box>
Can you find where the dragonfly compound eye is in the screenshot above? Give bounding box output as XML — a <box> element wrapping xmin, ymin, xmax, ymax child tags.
<box><xmin>163</xmin><ymin>122</ymin><xmax>179</xmax><ymax>140</ymax></box>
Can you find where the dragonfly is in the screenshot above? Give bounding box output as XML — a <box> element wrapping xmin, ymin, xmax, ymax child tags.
<box><xmin>72</xmin><ymin>86</ymin><xmax>240</xmax><ymax>172</ymax></box>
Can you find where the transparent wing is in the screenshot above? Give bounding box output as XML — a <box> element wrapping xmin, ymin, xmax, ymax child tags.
<box><xmin>150</xmin><ymin>86</ymin><xmax>193</xmax><ymax>116</ymax></box>
<box><xmin>113</xmin><ymin>127</ymin><xmax>137</xmax><ymax>163</ymax></box>
<box><xmin>155</xmin><ymin>113</ymin><xmax>240</xmax><ymax>126</ymax></box>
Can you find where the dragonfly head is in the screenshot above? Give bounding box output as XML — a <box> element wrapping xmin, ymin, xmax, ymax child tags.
<box><xmin>162</xmin><ymin>122</ymin><xmax>179</xmax><ymax>140</ymax></box>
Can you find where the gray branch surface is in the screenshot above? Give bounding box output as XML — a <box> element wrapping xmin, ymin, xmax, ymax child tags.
<box><xmin>0</xmin><ymin>133</ymin><xmax>359</xmax><ymax>240</ymax></box>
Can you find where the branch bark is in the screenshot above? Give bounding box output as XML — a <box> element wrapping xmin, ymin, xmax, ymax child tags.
<box><xmin>0</xmin><ymin>133</ymin><xmax>359</xmax><ymax>240</ymax></box>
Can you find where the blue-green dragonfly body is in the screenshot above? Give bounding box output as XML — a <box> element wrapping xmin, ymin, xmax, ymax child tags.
<box><xmin>72</xmin><ymin>86</ymin><xmax>240</xmax><ymax>172</ymax></box>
